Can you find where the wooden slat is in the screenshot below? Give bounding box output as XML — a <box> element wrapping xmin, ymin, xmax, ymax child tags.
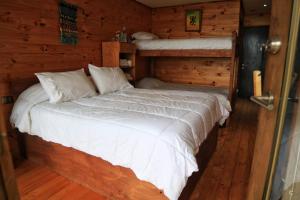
<box><xmin>153</xmin><ymin>57</ymin><xmax>231</xmax><ymax>88</ymax></box>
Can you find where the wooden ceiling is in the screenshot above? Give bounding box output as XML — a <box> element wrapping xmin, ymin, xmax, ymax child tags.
<box><xmin>136</xmin><ymin>0</ymin><xmax>271</xmax><ymax>14</ymax></box>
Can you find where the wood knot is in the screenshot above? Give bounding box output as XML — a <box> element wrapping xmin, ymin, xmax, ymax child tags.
<box><xmin>34</xmin><ymin>18</ymin><xmax>46</xmax><ymax>27</ymax></box>
<box><xmin>22</xmin><ymin>34</ymin><xmax>29</xmax><ymax>42</ymax></box>
<box><xmin>41</xmin><ymin>45</ymin><xmax>48</xmax><ymax>52</ymax></box>
<box><xmin>209</xmin><ymin>15</ymin><xmax>217</xmax><ymax>19</ymax></box>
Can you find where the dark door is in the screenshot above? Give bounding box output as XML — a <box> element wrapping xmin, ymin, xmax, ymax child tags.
<box><xmin>239</xmin><ymin>26</ymin><xmax>269</xmax><ymax>98</ymax></box>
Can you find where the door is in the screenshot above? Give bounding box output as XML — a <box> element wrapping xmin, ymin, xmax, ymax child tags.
<box><xmin>0</xmin><ymin>82</ymin><xmax>19</xmax><ymax>200</ymax></box>
<box><xmin>269</xmin><ymin>12</ymin><xmax>300</xmax><ymax>200</ymax></box>
<box><xmin>247</xmin><ymin>0</ymin><xmax>295</xmax><ymax>199</ymax></box>
<box><xmin>239</xmin><ymin>26</ymin><xmax>269</xmax><ymax>98</ymax></box>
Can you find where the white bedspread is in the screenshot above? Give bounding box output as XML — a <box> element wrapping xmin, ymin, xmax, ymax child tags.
<box><xmin>11</xmin><ymin>88</ymin><xmax>229</xmax><ymax>200</ymax></box>
<box><xmin>133</xmin><ymin>37</ymin><xmax>232</xmax><ymax>50</ymax></box>
<box><xmin>137</xmin><ymin>78</ymin><xmax>232</xmax><ymax>114</ymax></box>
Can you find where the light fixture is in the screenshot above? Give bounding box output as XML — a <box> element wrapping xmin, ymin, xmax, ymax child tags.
<box><xmin>263</xmin><ymin>4</ymin><xmax>268</xmax><ymax>7</ymax></box>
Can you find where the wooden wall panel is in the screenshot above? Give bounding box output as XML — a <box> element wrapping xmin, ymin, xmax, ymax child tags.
<box><xmin>152</xmin><ymin>0</ymin><xmax>240</xmax><ymax>38</ymax></box>
<box><xmin>0</xmin><ymin>0</ymin><xmax>151</xmax><ymax>84</ymax></box>
<box><xmin>244</xmin><ymin>14</ymin><xmax>270</xmax><ymax>27</ymax></box>
<box><xmin>153</xmin><ymin>58</ymin><xmax>231</xmax><ymax>87</ymax></box>
<box><xmin>150</xmin><ymin>1</ymin><xmax>240</xmax><ymax>91</ymax></box>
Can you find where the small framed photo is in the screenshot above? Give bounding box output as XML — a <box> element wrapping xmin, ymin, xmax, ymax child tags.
<box><xmin>185</xmin><ymin>9</ymin><xmax>202</xmax><ymax>32</ymax></box>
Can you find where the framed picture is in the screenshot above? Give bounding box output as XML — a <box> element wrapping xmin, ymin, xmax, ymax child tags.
<box><xmin>185</xmin><ymin>9</ymin><xmax>202</xmax><ymax>32</ymax></box>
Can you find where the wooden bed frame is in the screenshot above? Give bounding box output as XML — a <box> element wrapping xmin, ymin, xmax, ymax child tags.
<box><xmin>137</xmin><ymin>32</ymin><xmax>239</xmax><ymax>107</ymax></box>
<box><xmin>0</xmin><ymin>79</ymin><xmax>219</xmax><ymax>200</ymax></box>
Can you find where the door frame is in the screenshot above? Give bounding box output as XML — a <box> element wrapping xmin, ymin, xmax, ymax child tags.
<box><xmin>265</xmin><ymin>2</ymin><xmax>300</xmax><ymax>199</ymax></box>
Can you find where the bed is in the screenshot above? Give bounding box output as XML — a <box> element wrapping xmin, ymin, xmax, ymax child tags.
<box><xmin>4</xmin><ymin>77</ymin><xmax>230</xmax><ymax>200</ymax></box>
<box><xmin>137</xmin><ymin>77</ymin><xmax>232</xmax><ymax>116</ymax></box>
<box><xmin>134</xmin><ymin>32</ymin><xmax>239</xmax><ymax>108</ymax></box>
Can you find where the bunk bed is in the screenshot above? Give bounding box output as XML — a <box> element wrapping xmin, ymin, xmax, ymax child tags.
<box><xmin>135</xmin><ymin>32</ymin><xmax>239</xmax><ymax>107</ymax></box>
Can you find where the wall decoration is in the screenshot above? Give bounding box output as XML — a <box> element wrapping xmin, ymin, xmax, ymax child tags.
<box><xmin>59</xmin><ymin>1</ymin><xmax>78</xmax><ymax>45</ymax></box>
<box><xmin>185</xmin><ymin>9</ymin><xmax>202</xmax><ymax>32</ymax></box>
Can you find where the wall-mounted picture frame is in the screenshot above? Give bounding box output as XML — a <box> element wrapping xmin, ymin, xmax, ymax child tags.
<box><xmin>185</xmin><ymin>9</ymin><xmax>202</xmax><ymax>32</ymax></box>
<box><xmin>59</xmin><ymin>0</ymin><xmax>78</xmax><ymax>45</ymax></box>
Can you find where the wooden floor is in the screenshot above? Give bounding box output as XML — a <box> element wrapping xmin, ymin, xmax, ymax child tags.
<box><xmin>15</xmin><ymin>99</ymin><xmax>258</xmax><ymax>200</ymax></box>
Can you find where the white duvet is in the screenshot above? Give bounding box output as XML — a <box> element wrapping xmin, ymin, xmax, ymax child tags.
<box><xmin>11</xmin><ymin>86</ymin><xmax>229</xmax><ymax>200</ymax></box>
<box><xmin>137</xmin><ymin>77</ymin><xmax>232</xmax><ymax>113</ymax></box>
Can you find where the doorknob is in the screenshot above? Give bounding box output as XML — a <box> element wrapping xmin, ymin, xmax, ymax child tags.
<box><xmin>250</xmin><ymin>92</ymin><xmax>274</xmax><ymax>111</ymax></box>
<box><xmin>261</xmin><ymin>36</ymin><xmax>282</xmax><ymax>54</ymax></box>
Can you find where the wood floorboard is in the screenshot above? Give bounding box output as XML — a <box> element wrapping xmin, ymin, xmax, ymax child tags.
<box><xmin>15</xmin><ymin>98</ymin><xmax>258</xmax><ymax>200</ymax></box>
<box><xmin>190</xmin><ymin>99</ymin><xmax>258</xmax><ymax>200</ymax></box>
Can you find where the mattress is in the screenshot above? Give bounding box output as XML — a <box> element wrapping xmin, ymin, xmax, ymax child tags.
<box><xmin>137</xmin><ymin>78</ymin><xmax>232</xmax><ymax>112</ymax></box>
<box><xmin>11</xmin><ymin>87</ymin><xmax>229</xmax><ymax>200</ymax></box>
<box><xmin>133</xmin><ymin>37</ymin><xmax>232</xmax><ymax>50</ymax></box>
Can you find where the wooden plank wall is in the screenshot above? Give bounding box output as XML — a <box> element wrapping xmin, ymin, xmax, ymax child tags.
<box><xmin>151</xmin><ymin>0</ymin><xmax>240</xmax><ymax>89</ymax></box>
<box><xmin>244</xmin><ymin>14</ymin><xmax>270</xmax><ymax>27</ymax></box>
<box><xmin>154</xmin><ymin>58</ymin><xmax>231</xmax><ymax>87</ymax></box>
<box><xmin>0</xmin><ymin>0</ymin><xmax>151</xmax><ymax>92</ymax></box>
<box><xmin>152</xmin><ymin>0</ymin><xmax>240</xmax><ymax>38</ymax></box>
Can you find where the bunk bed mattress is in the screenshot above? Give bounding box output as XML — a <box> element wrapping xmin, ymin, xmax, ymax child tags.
<box><xmin>11</xmin><ymin>88</ymin><xmax>229</xmax><ymax>200</ymax></box>
<box><xmin>133</xmin><ymin>37</ymin><xmax>232</xmax><ymax>50</ymax></box>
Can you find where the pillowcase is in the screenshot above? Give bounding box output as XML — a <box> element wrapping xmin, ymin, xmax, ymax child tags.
<box><xmin>132</xmin><ymin>32</ymin><xmax>159</xmax><ymax>40</ymax></box>
<box><xmin>88</xmin><ymin>64</ymin><xmax>133</xmax><ymax>94</ymax></box>
<box><xmin>35</xmin><ymin>69</ymin><xmax>97</xmax><ymax>103</ymax></box>
<box><xmin>136</xmin><ymin>77</ymin><xmax>164</xmax><ymax>89</ymax></box>
<box><xmin>10</xmin><ymin>83</ymin><xmax>49</xmax><ymax>131</ymax></box>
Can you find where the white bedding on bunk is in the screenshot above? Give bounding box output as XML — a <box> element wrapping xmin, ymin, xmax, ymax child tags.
<box><xmin>11</xmin><ymin>87</ymin><xmax>229</xmax><ymax>200</ymax></box>
<box><xmin>133</xmin><ymin>37</ymin><xmax>232</xmax><ymax>50</ymax></box>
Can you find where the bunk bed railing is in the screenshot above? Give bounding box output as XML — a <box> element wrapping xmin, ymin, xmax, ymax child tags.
<box><xmin>138</xmin><ymin>49</ymin><xmax>233</xmax><ymax>57</ymax></box>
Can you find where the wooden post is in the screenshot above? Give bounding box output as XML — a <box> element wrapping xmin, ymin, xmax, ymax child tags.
<box><xmin>228</xmin><ymin>31</ymin><xmax>238</xmax><ymax>110</ymax></box>
<box><xmin>0</xmin><ymin>80</ymin><xmax>20</xmax><ymax>200</ymax></box>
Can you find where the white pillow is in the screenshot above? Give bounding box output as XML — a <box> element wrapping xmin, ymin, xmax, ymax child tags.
<box><xmin>10</xmin><ymin>83</ymin><xmax>49</xmax><ymax>131</ymax></box>
<box><xmin>136</xmin><ymin>78</ymin><xmax>165</xmax><ymax>89</ymax></box>
<box><xmin>132</xmin><ymin>32</ymin><xmax>159</xmax><ymax>40</ymax></box>
<box><xmin>88</xmin><ymin>64</ymin><xmax>133</xmax><ymax>94</ymax></box>
<box><xmin>35</xmin><ymin>69</ymin><xmax>97</xmax><ymax>103</ymax></box>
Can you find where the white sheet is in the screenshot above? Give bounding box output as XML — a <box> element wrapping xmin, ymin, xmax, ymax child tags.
<box><xmin>11</xmin><ymin>88</ymin><xmax>229</xmax><ymax>200</ymax></box>
<box><xmin>137</xmin><ymin>78</ymin><xmax>232</xmax><ymax>113</ymax></box>
<box><xmin>133</xmin><ymin>37</ymin><xmax>232</xmax><ymax>50</ymax></box>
